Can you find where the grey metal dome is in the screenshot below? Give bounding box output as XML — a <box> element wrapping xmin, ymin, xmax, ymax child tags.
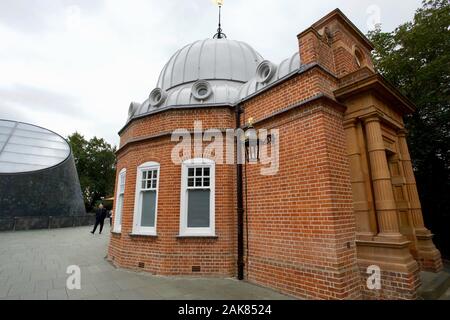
<box><xmin>157</xmin><ymin>39</ymin><xmax>264</xmax><ymax>90</ymax></box>
<box><xmin>126</xmin><ymin>39</ymin><xmax>302</xmax><ymax>122</ymax></box>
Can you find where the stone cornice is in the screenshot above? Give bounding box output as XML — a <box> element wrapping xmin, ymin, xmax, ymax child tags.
<box><xmin>334</xmin><ymin>73</ymin><xmax>416</xmax><ymax>115</ymax></box>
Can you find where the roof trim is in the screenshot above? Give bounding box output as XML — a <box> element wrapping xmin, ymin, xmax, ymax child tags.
<box><xmin>119</xmin><ymin>62</ymin><xmax>338</xmax><ymax>135</ymax></box>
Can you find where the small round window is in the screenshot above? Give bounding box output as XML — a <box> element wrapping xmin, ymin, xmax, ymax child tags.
<box><xmin>198</xmin><ymin>87</ymin><xmax>208</xmax><ymax>97</ymax></box>
<box><xmin>256</xmin><ymin>60</ymin><xmax>276</xmax><ymax>84</ymax></box>
<box><xmin>149</xmin><ymin>88</ymin><xmax>166</xmax><ymax>107</ymax></box>
<box><xmin>128</xmin><ymin>102</ymin><xmax>139</xmax><ymax>118</ymax></box>
<box><xmin>192</xmin><ymin>80</ymin><xmax>212</xmax><ymax>100</ymax></box>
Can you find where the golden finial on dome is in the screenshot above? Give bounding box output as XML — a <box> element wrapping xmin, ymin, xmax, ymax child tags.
<box><xmin>213</xmin><ymin>0</ymin><xmax>226</xmax><ymax>39</ymax></box>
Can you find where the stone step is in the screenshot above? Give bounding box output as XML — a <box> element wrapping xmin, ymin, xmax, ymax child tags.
<box><xmin>418</xmin><ymin>270</ymin><xmax>450</xmax><ymax>300</ymax></box>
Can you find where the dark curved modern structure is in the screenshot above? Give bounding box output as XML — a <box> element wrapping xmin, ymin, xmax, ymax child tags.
<box><xmin>0</xmin><ymin>119</ymin><xmax>91</xmax><ymax>231</ymax></box>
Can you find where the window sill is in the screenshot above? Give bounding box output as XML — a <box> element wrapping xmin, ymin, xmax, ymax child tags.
<box><xmin>111</xmin><ymin>231</ymin><xmax>121</xmax><ymax>235</ymax></box>
<box><xmin>129</xmin><ymin>233</ymin><xmax>158</xmax><ymax>238</ymax></box>
<box><xmin>177</xmin><ymin>235</ymin><xmax>218</xmax><ymax>239</ymax></box>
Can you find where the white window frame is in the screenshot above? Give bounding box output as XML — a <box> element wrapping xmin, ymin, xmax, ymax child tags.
<box><xmin>179</xmin><ymin>158</ymin><xmax>215</xmax><ymax>237</ymax></box>
<box><xmin>113</xmin><ymin>168</ymin><xmax>126</xmax><ymax>233</ymax></box>
<box><xmin>132</xmin><ymin>161</ymin><xmax>160</xmax><ymax>236</ymax></box>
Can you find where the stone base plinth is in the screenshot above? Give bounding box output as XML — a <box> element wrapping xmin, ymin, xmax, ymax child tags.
<box><xmin>356</xmin><ymin>240</ymin><xmax>421</xmax><ymax>300</ymax></box>
<box><xmin>415</xmin><ymin>232</ymin><xmax>443</xmax><ymax>272</ymax></box>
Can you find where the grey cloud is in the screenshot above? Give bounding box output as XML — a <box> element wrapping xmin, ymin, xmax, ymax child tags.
<box><xmin>0</xmin><ymin>102</ymin><xmax>31</xmax><ymax>123</ymax></box>
<box><xmin>0</xmin><ymin>0</ymin><xmax>104</xmax><ymax>33</ymax></box>
<box><xmin>0</xmin><ymin>84</ymin><xmax>85</xmax><ymax>118</ymax></box>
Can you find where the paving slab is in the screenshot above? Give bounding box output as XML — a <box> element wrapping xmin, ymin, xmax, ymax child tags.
<box><xmin>8</xmin><ymin>281</ymin><xmax>35</xmax><ymax>297</ymax></box>
<box><xmin>47</xmin><ymin>288</ymin><xmax>68</xmax><ymax>300</ymax></box>
<box><xmin>21</xmin><ymin>291</ymin><xmax>48</xmax><ymax>300</ymax></box>
<box><xmin>67</xmin><ymin>284</ymin><xmax>99</xmax><ymax>300</ymax></box>
<box><xmin>0</xmin><ymin>226</ymin><xmax>293</xmax><ymax>300</ymax></box>
<box><xmin>94</xmin><ymin>281</ymin><xmax>123</xmax><ymax>294</ymax></box>
<box><xmin>34</xmin><ymin>279</ymin><xmax>53</xmax><ymax>292</ymax></box>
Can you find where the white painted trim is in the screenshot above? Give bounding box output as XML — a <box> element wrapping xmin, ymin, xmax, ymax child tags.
<box><xmin>179</xmin><ymin>158</ymin><xmax>215</xmax><ymax>237</ymax></box>
<box><xmin>113</xmin><ymin>168</ymin><xmax>126</xmax><ymax>233</ymax></box>
<box><xmin>132</xmin><ymin>161</ymin><xmax>160</xmax><ymax>236</ymax></box>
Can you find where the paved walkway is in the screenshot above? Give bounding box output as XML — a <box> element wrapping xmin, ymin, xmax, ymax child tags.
<box><xmin>0</xmin><ymin>226</ymin><xmax>292</xmax><ymax>300</ymax></box>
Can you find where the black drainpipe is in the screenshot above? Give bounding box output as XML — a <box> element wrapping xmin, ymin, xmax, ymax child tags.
<box><xmin>235</xmin><ymin>105</ymin><xmax>245</xmax><ymax>280</ymax></box>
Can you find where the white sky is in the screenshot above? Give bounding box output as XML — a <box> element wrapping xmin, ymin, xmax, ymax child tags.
<box><xmin>0</xmin><ymin>0</ymin><xmax>423</xmax><ymax>146</ymax></box>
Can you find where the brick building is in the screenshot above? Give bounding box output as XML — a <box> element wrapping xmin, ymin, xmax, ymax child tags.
<box><xmin>108</xmin><ymin>9</ymin><xmax>442</xmax><ymax>299</ymax></box>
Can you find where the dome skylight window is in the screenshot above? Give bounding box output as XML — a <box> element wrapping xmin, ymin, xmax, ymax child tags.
<box><xmin>256</xmin><ymin>60</ymin><xmax>276</xmax><ymax>84</ymax></box>
<box><xmin>192</xmin><ymin>80</ymin><xmax>213</xmax><ymax>101</ymax></box>
<box><xmin>149</xmin><ymin>88</ymin><xmax>166</xmax><ymax>107</ymax></box>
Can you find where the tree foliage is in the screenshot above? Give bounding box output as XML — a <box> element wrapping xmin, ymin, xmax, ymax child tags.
<box><xmin>67</xmin><ymin>132</ymin><xmax>116</xmax><ymax>211</ymax></box>
<box><xmin>368</xmin><ymin>0</ymin><xmax>450</xmax><ymax>257</ymax></box>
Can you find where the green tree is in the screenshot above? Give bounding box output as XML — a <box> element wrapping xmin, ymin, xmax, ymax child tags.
<box><xmin>67</xmin><ymin>133</ymin><xmax>117</xmax><ymax>211</ymax></box>
<box><xmin>368</xmin><ymin>0</ymin><xmax>450</xmax><ymax>257</ymax></box>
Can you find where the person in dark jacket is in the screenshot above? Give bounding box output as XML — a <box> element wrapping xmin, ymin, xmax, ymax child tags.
<box><xmin>91</xmin><ymin>204</ymin><xmax>108</xmax><ymax>234</ymax></box>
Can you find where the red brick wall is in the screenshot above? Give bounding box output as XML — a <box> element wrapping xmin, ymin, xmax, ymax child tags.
<box><xmin>109</xmin><ymin>108</ymin><xmax>238</xmax><ymax>276</ymax></box>
<box><xmin>241</xmin><ymin>68</ymin><xmax>338</xmax><ymax>126</ymax></box>
<box><xmin>330</xmin><ymin>24</ymin><xmax>374</xmax><ymax>75</ymax></box>
<box><xmin>240</xmin><ymin>94</ymin><xmax>361</xmax><ymax>299</ymax></box>
<box><xmin>298</xmin><ymin>29</ymin><xmax>336</xmax><ymax>73</ymax></box>
<box><xmin>358</xmin><ymin>263</ymin><xmax>420</xmax><ymax>300</ymax></box>
<box><xmin>119</xmin><ymin>107</ymin><xmax>234</xmax><ymax>148</ymax></box>
<box><xmin>298</xmin><ymin>17</ymin><xmax>374</xmax><ymax>80</ymax></box>
<box><xmin>110</xmin><ymin>99</ymin><xmax>363</xmax><ymax>299</ymax></box>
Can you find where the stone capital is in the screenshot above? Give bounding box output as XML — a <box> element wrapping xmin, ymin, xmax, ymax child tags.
<box><xmin>361</xmin><ymin>114</ymin><xmax>381</xmax><ymax>125</ymax></box>
<box><xmin>343</xmin><ymin>118</ymin><xmax>358</xmax><ymax>129</ymax></box>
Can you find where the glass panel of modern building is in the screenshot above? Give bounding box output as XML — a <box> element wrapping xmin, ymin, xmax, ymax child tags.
<box><xmin>0</xmin><ymin>120</ymin><xmax>70</xmax><ymax>174</ymax></box>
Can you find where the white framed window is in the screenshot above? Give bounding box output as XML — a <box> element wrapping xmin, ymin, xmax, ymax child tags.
<box><xmin>180</xmin><ymin>158</ymin><xmax>215</xmax><ymax>237</ymax></box>
<box><xmin>114</xmin><ymin>168</ymin><xmax>126</xmax><ymax>233</ymax></box>
<box><xmin>132</xmin><ymin>162</ymin><xmax>160</xmax><ymax>236</ymax></box>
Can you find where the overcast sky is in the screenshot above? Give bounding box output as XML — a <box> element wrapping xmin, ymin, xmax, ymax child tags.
<box><xmin>0</xmin><ymin>0</ymin><xmax>423</xmax><ymax>146</ymax></box>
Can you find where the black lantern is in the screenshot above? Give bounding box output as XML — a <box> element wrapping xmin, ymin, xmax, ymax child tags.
<box><xmin>243</xmin><ymin>118</ymin><xmax>273</xmax><ymax>163</ymax></box>
<box><xmin>244</xmin><ymin>126</ymin><xmax>259</xmax><ymax>162</ymax></box>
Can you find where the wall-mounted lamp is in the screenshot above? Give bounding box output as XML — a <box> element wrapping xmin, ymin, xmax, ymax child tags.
<box><xmin>243</xmin><ymin>118</ymin><xmax>273</xmax><ymax>163</ymax></box>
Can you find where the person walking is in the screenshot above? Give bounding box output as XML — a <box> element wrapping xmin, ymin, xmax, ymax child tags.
<box><xmin>109</xmin><ymin>209</ymin><xmax>113</xmax><ymax>226</ymax></box>
<box><xmin>91</xmin><ymin>203</ymin><xmax>108</xmax><ymax>234</ymax></box>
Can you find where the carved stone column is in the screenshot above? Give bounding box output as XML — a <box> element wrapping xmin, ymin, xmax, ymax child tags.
<box><xmin>363</xmin><ymin>115</ymin><xmax>404</xmax><ymax>241</ymax></box>
<box><xmin>397</xmin><ymin>130</ymin><xmax>443</xmax><ymax>272</ymax></box>
<box><xmin>344</xmin><ymin>119</ymin><xmax>375</xmax><ymax>240</ymax></box>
